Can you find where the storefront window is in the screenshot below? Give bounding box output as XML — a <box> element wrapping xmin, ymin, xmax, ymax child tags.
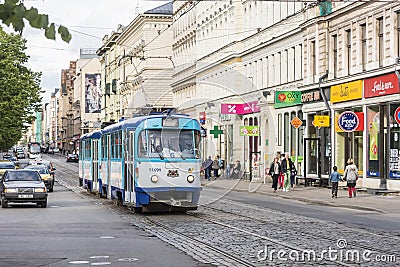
<box><xmin>290</xmin><ymin>112</ymin><xmax>296</xmax><ymax>156</ymax></box>
<box><xmin>389</xmin><ymin>104</ymin><xmax>400</xmax><ymax>177</ymax></box>
<box><xmin>335</xmin><ymin>108</ymin><xmax>363</xmax><ymax>173</ymax></box>
<box><xmin>366</xmin><ymin>106</ymin><xmax>379</xmax><ymax>176</ymax></box>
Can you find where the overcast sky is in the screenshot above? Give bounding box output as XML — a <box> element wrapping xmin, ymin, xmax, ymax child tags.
<box><xmin>21</xmin><ymin>0</ymin><xmax>169</xmax><ymax>103</ymax></box>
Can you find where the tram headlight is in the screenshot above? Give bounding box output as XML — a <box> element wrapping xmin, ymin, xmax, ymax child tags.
<box><xmin>151</xmin><ymin>175</ymin><xmax>158</xmax><ymax>183</ymax></box>
<box><xmin>187</xmin><ymin>175</ymin><xmax>195</xmax><ymax>183</ymax></box>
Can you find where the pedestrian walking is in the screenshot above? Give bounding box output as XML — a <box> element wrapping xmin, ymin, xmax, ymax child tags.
<box><xmin>290</xmin><ymin>161</ymin><xmax>297</xmax><ymax>188</ymax></box>
<box><xmin>232</xmin><ymin>160</ymin><xmax>241</xmax><ymax>179</ymax></box>
<box><xmin>343</xmin><ymin>158</ymin><xmax>358</xmax><ymax>198</ymax></box>
<box><xmin>329</xmin><ymin>166</ymin><xmax>342</xmax><ymax>198</ymax></box>
<box><xmin>212</xmin><ymin>156</ymin><xmax>220</xmax><ymax>179</ymax></box>
<box><xmin>269</xmin><ymin>157</ymin><xmax>281</xmax><ymax>192</ymax></box>
<box><xmin>281</xmin><ymin>153</ymin><xmax>295</xmax><ymax>192</ymax></box>
<box><xmin>203</xmin><ymin>156</ymin><xmax>213</xmax><ymax>181</ymax></box>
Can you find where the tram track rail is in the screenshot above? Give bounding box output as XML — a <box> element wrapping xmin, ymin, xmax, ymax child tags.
<box><xmin>198</xmin><ymin>198</ymin><xmax>400</xmax><ymax>257</ymax></box>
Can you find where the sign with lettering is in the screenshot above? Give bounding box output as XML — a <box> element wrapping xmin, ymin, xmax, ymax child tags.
<box><xmin>301</xmin><ymin>90</ymin><xmax>322</xmax><ymax>103</ymax></box>
<box><xmin>314</xmin><ymin>115</ymin><xmax>330</xmax><ymax>127</ymax></box>
<box><xmin>240</xmin><ymin>126</ymin><xmax>259</xmax><ymax>136</ymax></box>
<box><xmin>221</xmin><ymin>101</ymin><xmax>260</xmax><ymax>115</ymax></box>
<box><xmin>364</xmin><ymin>73</ymin><xmax>400</xmax><ymax>98</ymax></box>
<box><xmin>337</xmin><ymin>111</ymin><xmax>359</xmax><ymax>132</ymax></box>
<box><xmin>331</xmin><ymin>80</ymin><xmax>362</xmax><ymax>103</ymax></box>
<box><xmin>274</xmin><ymin>91</ymin><xmax>302</xmax><ymax>108</ymax></box>
<box><xmin>335</xmin><ymin>112</ymin><xmax>364</xmax><ymax>132</ymax></box>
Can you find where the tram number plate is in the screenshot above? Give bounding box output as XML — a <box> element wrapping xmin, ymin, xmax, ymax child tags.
<box><xmin>18</xmin><ymin>194</ymin><xmax>33</xmax><ymax>198</ymax></box>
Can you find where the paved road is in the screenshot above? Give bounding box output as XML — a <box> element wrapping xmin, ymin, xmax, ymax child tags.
<box><xmin>0</xmin><ymin>166</ymin><xmax>201</xmax><ymax>267</ymax></box>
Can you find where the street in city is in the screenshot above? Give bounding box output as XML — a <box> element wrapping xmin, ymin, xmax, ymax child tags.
<box><xmin>1</xmin><ymin>154</ymin><xmax>398</xmax><ymax>267</ymax></box>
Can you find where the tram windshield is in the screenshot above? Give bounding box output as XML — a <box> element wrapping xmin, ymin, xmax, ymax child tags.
<box><xmin>138</xmin><ymin>129</ymin><xmax>200</xmax><ymax>159</ymax></box>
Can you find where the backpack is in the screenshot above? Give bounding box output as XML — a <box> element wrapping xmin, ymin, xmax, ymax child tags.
<box><xmin>345</xmin><ymin>166</ymin><xmax>357</xmax><ymax>182</ymax></box>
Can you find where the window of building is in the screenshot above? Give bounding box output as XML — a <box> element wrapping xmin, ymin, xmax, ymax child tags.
<box><xmin>377</xmin><ymin>17</ymin><xmax>384</xmax><ymax>67</ymax></box>
<box><xmin>333</xmin><ymin>34</ymin><xmax>338</xmax><ymax>78</ymax></box>
<box><xmin>346</xmin><ymin>29</ymin><xmax>351</xmax><ymax>75</ymax></box>
<box><xmin>284</xmin><ymin>112</ymin><xmax>289</xmax><ymax>153</ymax></box>
<box><xmin>311</xmin><ymin>40</ymin><xmax>316</xmax><ymax>79</ymax></box>
<box><xmin>397</xmin><ymin>12</ymin><xmax>400</xmax><ymax>58</ymax></box>
<box><xmin>278</xmin><ymin>113</ymin><xmax>282</xmax><ymax>146</ymax></box>
<box><xmin>361</xmin><ymin>23</ymin><xmax>367</xmax><ymax>71</ymax></box>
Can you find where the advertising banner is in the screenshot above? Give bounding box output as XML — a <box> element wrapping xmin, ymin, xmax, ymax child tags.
<box><xmin>331</xmin><ymin>80</ymin><xmax>362</xmax><ymax>103</ymax></box>
<box><xmin>274</xmin><ymin>91</ymin><xmax>302</xmax><ymax>108</ymax></box>
<box><xmin>240</xmin><ymin>126</ymin><xmax>259</xmax><ymax>136</ymax></box>
<box><xmin>221</xmin><ymin>101</ymin><xmax>260</xmax><ymax>115</ymax></box>
<box><xmin>364</xmin><ymin>73</ymin><xmax>399</xmax><ymax>98</ymax></box>
<box><xmin>85</xmin><ymin>73</ymin><xmax>101</xmax><ymax>113</ymax></box>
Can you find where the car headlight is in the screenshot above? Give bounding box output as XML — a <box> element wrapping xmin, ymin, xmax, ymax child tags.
<box><xmin>4</xmin><ymin>188</ymin><xmax>17</xmax><ymax>193</ymax></box>
<box><xmin>34</xmin><ymin>188</ymin><xmax>47</xmax><ymax>193</ymax></box>
<box><xmin>151</xmin><ymin>175</ymin><xmax>158</xmax><ymax>183</ymax></box>
<box><xmin>187</xmin><ymin>175</ymin><xmax>195</xmax><ymax>183</ymax></box>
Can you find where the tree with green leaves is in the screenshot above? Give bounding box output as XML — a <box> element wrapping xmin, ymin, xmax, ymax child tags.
<box><xmin>0</xmin><ymin>27</ymin><xmax>42</xmax><ymax>151</ymax></box>
<box><xmin>0</xmin><ymin>0</ymin><xmax>71</xmax><ymax>42</ymax></box>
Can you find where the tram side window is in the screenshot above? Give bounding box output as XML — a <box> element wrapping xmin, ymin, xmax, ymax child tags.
<box><xmin>138</xmin><ymin>131</ymin><xmax>148</xmax><ymax>157</ymax></box>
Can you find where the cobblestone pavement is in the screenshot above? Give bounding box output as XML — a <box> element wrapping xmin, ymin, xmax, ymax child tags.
<box><xmin>50</xmin><ymin>156</ymin><xmax>399</xmax><ymax>266</ymax></box>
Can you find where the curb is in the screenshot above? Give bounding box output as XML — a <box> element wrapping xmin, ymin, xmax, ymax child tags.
<box><xmin>204</xmin><ymin>184</ymin><xmax>385</xmax><ymax>213</ymax></box>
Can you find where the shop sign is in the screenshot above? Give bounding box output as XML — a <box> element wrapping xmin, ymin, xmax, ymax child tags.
<box><xmin>336</xmin><ymin>111</ymin><xmax>363</xmax><ymax>132</ymax></box>
<box><xmin>331</xmin><ymin>80</ymin><xmax>362</xmax><ymax>103</ymax></box>
<box><xmin>364</xmin><ymin>73</ymin><xmax>399</xmax><ymax>98</ymax></box>
<box><xmin>240</xmin><ymin>126</ymin><xmax>259</xmax><ymax>136</ymax></box>
<box><xmin>301</xmin><ymin>90</ymin><xmax>322</xmax><ymax>103</ymax></box>
<box><xmin>314</xmin><ymin>115</ymin><xmax>330</xmax><ymax>127</ymax></box>
<box><xmin>219</xmin><ymin>113</ymin><xmax>231</xmax><ymax>122</ymax></box>
<box><xmin>221</xmin><ymin>101</ymin><xmax>260</xmax><ymax>115</ymax></box>
<box><xmin>274</xmin><ymin>91</ymin><xmax>302</xmax><ymax>108</ymax></box>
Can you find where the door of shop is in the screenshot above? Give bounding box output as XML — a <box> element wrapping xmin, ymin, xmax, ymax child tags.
<box><xmin>304</xmin><ymin>137</ymin><xmax>321</xmax><ymax>178</ymax></box>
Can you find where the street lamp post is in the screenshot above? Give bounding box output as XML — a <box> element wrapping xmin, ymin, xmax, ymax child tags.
<box><xmin>318</xmin><ymin>70</ymin><xmax>330</xmax><ymax>177</ymax></box>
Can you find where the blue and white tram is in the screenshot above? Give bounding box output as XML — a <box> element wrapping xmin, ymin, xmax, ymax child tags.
<box><xmin>79</xmin><ymin>130</ymin><xmax>101</xmax><ymax>193</ymax></box>
<box><xmin>100</xmin><ymin>113</ymin><xmax>202</xmax><ymax>212</ymax></box>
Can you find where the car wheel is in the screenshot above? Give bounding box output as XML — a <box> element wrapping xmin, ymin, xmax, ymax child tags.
<box><xmin>39</xmin><ymin>200</ymin><xmax>47</xmax><ymax>208</ymax></box>
<box><xmin>1</xmin><ymin>198</ymin><xmax>8</xmax><ymax>208</ymax></box>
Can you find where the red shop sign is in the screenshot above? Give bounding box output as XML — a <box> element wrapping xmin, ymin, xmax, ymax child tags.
<box><xmin>364</xmin><ymin>73</ymin><xmax>400</xmax><ymax>98</ymax></box>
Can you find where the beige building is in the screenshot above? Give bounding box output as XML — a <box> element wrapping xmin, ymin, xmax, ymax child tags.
<box><xmin>97</xmin><ymin>2</ymin><xmax>174</xmax><ymax>124</ymax></box>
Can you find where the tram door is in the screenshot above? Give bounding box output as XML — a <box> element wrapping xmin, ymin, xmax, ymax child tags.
<box><xmin>92</xmin><ymin>139</ymin><xmax>99</xmax><ymax>192</ymax></box>
<box><xmin>106</xmin><ymin>135</ymin><xmax>112</xmax><ymax>199</ymax></box>
<box><xmin>304</xmin><ymin>137</ymin><xmax>321</xmax><ymax>177</ymax></box>
<box><xmin>124</xmin><ymin>130</ymin><xmax>135</xmax><ymax>204</ymax></box>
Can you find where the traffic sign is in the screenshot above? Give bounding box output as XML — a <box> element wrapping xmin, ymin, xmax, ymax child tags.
<box><xmin>291</xmin><ymin>117</ymin><xmax>302</xmax><ymax>129</ymax></box>
<box><xmin>395</xmin><ymin>107</ymin><xmax>400</xmax><ymax>124</ymax></box>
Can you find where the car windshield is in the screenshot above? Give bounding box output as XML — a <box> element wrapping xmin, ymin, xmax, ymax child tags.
<box><xmin>5</xmin><ymin>171</ymin><xmax>41</xmax><ymax>181</ymax></box>
<box><xmin>0</xmin><ymin>163</ymin><xmax>15</xmax><ymax>169</ymax></box>
<box><xmin>25</xmin><ymin>166</ymin><xmax>49</xmax><ymax>174</ymax></box>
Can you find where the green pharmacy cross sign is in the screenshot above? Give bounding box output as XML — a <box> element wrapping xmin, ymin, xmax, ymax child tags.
<box><xmin>210</xmin><ymin>126</ymin><xmax>223</xmax><ymax>138</ymax></box>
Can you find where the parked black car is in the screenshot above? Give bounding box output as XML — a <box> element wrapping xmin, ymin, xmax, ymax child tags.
<box><xmin>66</xmin><ymin>153</ymin><xmax>79</xmax><ymax>163</ymax></box>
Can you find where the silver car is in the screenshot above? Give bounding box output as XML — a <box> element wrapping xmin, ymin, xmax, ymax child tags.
<box><xmin>0</xmin><ymin>170</ymin><xmax>48</xmax><ymax>208</ymax></box>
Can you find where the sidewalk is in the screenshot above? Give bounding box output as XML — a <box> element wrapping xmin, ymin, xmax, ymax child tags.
<box><xmin>202</xmin><ymin>177</ymin><xmax>400</xmax><ymax>215</ymax></box>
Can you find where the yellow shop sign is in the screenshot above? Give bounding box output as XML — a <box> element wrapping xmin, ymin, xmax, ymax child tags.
<box><xmin>331</xmin><ymin>80</ymin><xmax>362</xmax><ymax>103</ymax></box>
